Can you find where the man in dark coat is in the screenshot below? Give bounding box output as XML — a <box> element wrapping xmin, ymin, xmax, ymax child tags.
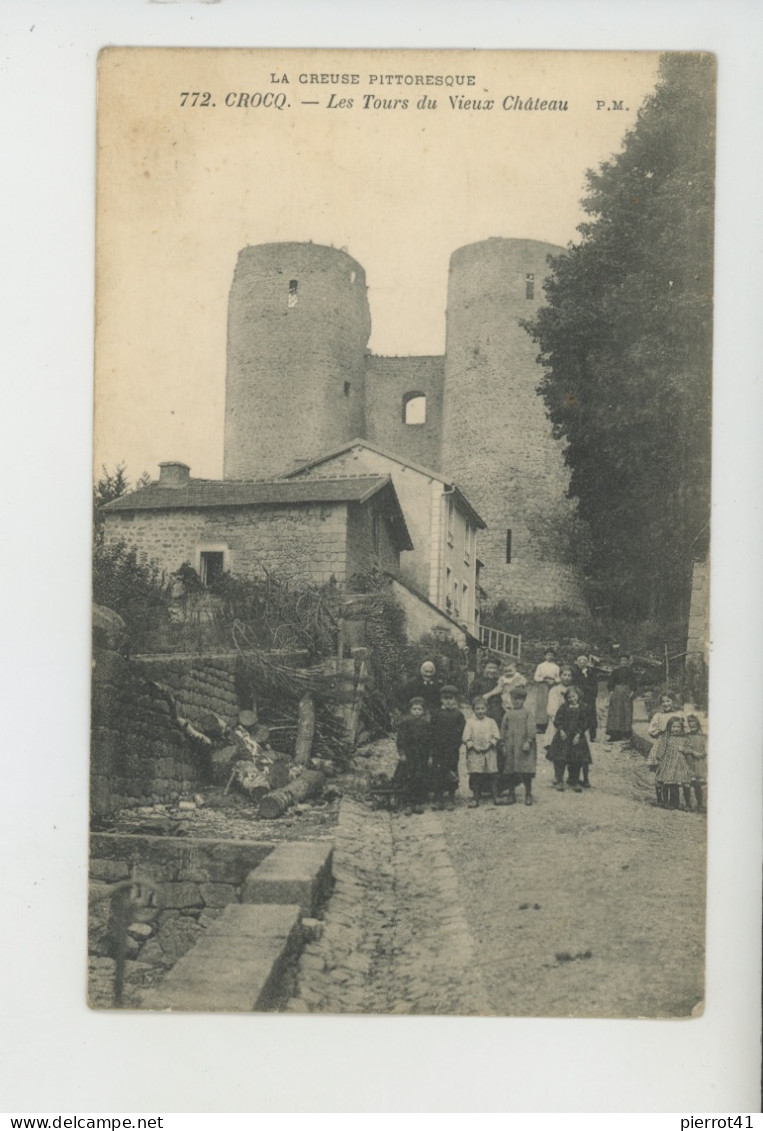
<box><xmin>573</xmin><ymin>654</ymin><xmax>600</xmax><ymax>742</ymax></box>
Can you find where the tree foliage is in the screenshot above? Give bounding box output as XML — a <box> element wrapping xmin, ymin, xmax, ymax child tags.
<box><xmin>524</xmin><ymin>53</ymin><xmax>715</xmax><ymax>620</ymax></box>
<box><xmin>93</xmin><ymin>465</ymin><xmax>173</xmax><ymax>644</ymax></box>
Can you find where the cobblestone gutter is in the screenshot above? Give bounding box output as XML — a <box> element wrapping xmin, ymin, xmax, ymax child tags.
<box><xmin>286</xmin><ymin>798</ymin><xmax>493</xmax><ymax>1015</ymax></box>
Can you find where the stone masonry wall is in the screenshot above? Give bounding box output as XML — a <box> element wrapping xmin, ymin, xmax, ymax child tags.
<box><xmin>134</xmin><ymin>654</ymin><xmax>239</xmax><ymax>729</ymax></box>
<box><xmin>364</xmin><ymin>355</ymin><xmax>445</xmax><ymax>471</ymax></box>
<box><xmin>442</xmin><ymin>238</ymin><xmax>586</xmax><ymax>612</ymax></box>
<box><xmin>91</xmin><ymin>647</ymin><xmax>211</xmax><ymax>816</ymax></box>
<box><xmin>225</xmin><ymin>243</ymin><xmax>370</xmax><ymax>480</ymax></box>
<box><xmin>88</xmin><ymin>834</ymin><xmax>274</xmax><ymax>971</ymax></box>
<box><xmin>103</xmin><ymin>503</ymin><xmax>350</xmax><ymax>586</ymax></box>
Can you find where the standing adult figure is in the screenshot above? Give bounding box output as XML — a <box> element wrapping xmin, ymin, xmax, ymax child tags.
<box><xmin>469</xmin><ymin>659</ymin><xmax>504</xmax><ymax>727</ymax></box>
<box><xmin>573</xmin><ymin>654</ymin><xmax>600</xmax><ymax>742</ymax></box>
<box><xmin>533</xmin><ymin>648</ymin><xmax>560</xmax><ymax>733</ymax></box>
<box><xmin>401</xmin><ymin>659</ymin><xmax>442</xmax><ymax>718</ymax></box>
<box><xmin>606</xmin><ymin>652</ymin><xmax>637</xmax><ymax>741</ymax></box>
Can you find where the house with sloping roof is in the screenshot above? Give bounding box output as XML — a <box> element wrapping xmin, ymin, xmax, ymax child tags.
<box><xmin>281</xmin><ymin>438</ymin><xmax>486</xmax><ymax>634</ymax></box>
<box><xmin>100</xmin><ymin>461</ymin><xmax>412</xmax><ymax>588</ymax></box>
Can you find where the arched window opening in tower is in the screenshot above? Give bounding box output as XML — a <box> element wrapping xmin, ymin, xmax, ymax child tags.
<box><xmin>506</xmin><ymin>529</ymin><xmax>513</xmax><ymax>564</ymax></box>
<box><xmin>288</xmin><ymin>279</ymin><xmax>298</xmax><ymax>308</ymax></box>
<box><xmin>403</xmin><ymin>392</ymin><xmax>426</xmax><ymax>425</ymax></box>
<box><xmin>525</xmin><ymin>274</ymin><xmax>534</xmax><ymax>300</ymax></box>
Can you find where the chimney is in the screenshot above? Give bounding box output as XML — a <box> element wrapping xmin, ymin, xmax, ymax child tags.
<box><xmin>158</xmin><ymin>461</ymin><xmax>191</xmax><ymax>488</ymax></box>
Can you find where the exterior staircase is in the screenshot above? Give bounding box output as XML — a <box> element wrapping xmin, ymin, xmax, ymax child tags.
<box><xmin>478</xmin><ymin>624</ymin><xmax>522</xmax><ymax>660</ymax></box>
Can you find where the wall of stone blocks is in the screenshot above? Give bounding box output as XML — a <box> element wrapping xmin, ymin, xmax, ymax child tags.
<box><xmin>88</xmin><ymin>834</ymin><xmax>275</xmax><ymax>969</ymax></box>
<box><xmin>91</xmin><ymin>647</ymin><xmax>211</xmax><ymax>817</ymax></box>
<box><xmin>103</xmin><ymin>503</ymin><xmax>351</xmax><ymax>587</ymax></box>
<box><xmin>134</xmin><ymin>654</ymin><xmax>240</xmax><ymax>728</ymax></box>
<box><xmin>225</xmin><ymin>243</ymin><xmax>371</xmax><ymax>480</ymax></box>
<box><xmin>441</xmin><ymin>238</ymin><xmax>586</xmax><ymax>612</ymax></box>
<box><xmin>364</xmin><ymin>355</ymin><xmax>445</xmax><ymax>472</ymax></box>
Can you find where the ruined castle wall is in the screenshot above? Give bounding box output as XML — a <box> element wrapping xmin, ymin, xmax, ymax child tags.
<box><xmin>441</xmin><ymin>238</ymin><xmax>586</xmax><ymax>612</ymax></box>
<box><xmin>363</xmin><ymin>355</ymin><xmax>445</xmax><ymax>471</ymax></box>
<box><xmin>224</xmin><ymin>244</ymin><xmax>370</xmax><ymax>480</ymax></box>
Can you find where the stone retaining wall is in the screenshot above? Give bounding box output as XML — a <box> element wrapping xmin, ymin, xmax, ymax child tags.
<box><xmin>134</xmin><ymin>653</ymin><xmax>240</xmax><ymax>728</ymax></box>
<box><xmin>91</xmin><ymin>644</ymin><xmax>247</xmax><ymax>817</ymax></box>
<box><xmin>91</xmin><ymin>648</ymin><xmax>211</xmax><ymax>816</ymax></box>
<box><xmin>88</xmin><ymin>834</ymin><xmax>276</xmax><ymax>972</ymax></box>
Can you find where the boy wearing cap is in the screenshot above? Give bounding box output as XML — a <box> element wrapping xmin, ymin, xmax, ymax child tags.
<box><xmin>500</xmin><ymin>685</ymin><xmax>537</xmax><ymax>805</ymax></box>
<box><xmin>430</xmin><ymin>685</ymin><xmax>465</xmax><ymax>811</ymax></box>
<box><xmin>396</xmin><ymin>696</ymin><xmax>432</xmax><ymax>815</ymax></box>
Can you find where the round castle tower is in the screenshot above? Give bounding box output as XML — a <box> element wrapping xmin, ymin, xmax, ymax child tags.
<box><xmin>441</xmin><ymin>238</ymin><xmax>586</xmax><ymax>611</ymax></box>
<box><xmin>224</xmin><ymin>243</ymin><xmax>371</xmax><ymax>480</ymax></box>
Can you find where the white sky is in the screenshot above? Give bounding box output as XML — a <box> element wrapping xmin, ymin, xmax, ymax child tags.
<box><xmin>94</xmin><ymin>49</ymin><xmax>661</xmax><ymax>481</ymax></box>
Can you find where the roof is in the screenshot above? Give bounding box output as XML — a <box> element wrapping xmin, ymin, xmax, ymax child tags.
<box><xmin>281</xmin><ymin>438</ymin><xmax>486</xmax><ymax>529</ymax></box>
<box><xmin>101</xmin><ymin>473</ymin><xmax>413</xmax><ymax>550</ymax></box>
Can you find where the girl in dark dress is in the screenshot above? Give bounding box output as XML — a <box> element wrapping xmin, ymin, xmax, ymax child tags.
<box><xmin>547</xmin><ymin>687</ymin><xmax>592</xmax><ymax>792</ymax></box>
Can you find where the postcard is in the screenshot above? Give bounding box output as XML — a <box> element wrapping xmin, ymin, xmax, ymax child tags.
<box><xmin>90</xmin><ymin>47</ymin><xmax>713</xmax><ymax>1019</ymax></box>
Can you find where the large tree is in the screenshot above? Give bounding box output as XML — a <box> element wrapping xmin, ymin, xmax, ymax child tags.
<box><xmin>525</xmin><ymin>53</ymin><xmax>715</xmax><ymax>622</ymax></box>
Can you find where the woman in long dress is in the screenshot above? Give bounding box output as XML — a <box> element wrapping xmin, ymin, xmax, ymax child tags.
<box><xmin>606</xmin><ymin>652</ymin><xmax>636</xmax><ymax>740</ymax></box>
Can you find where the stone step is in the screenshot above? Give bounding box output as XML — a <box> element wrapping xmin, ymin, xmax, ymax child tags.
<box><xmin>139</xmin><ymin>902</ymin><xmax>303</xmax><ymax>1012</ymax></box>
<box><xmin>241</xmin><ymin>840</ymin><xmax>333</xmax><ymax>915</ymax></box>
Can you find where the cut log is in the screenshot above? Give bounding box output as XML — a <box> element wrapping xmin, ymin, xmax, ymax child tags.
<box><xmin>259</xmin><ymin>770</ymin><xmax>325</xmax><ymax>819</ymax></box>
<box><xmin>293</xmin><ymin>692</ymin><xmax>316</xmax><ymax>766</ymax></box>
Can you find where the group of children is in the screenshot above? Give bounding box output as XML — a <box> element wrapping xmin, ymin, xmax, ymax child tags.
<box><xmin>646</xmin><ymin>693</ymin><xmax>708</xmax><ymax>811</ymax></box>
<box><xmin>394</xmin><ymin>655</ymin><xmax>707</xmax><ymax>815</ymax></box>
<box><xmin>395</xmin><ymin>653</ymin><xmax>600</xmax><ymax>814</ymax></box>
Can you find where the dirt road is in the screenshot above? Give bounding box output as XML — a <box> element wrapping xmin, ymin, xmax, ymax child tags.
<box><xmin>442</xmin><ymin>735</ymin><xmax>705</xmax><ymax>1017</ymax></box>
<box><xmin>290</xmin><ymin>704</ymin><xmax>706</xmax><ymax>1018</ymax></box>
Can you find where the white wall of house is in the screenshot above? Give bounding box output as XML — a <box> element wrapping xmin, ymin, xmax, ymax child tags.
<box><xmin>288</xmin><ymin>444</ymin><xmax>481</xmax><ymax>632</ymax></box>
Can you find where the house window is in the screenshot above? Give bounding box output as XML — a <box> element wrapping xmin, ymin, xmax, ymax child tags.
<box><xmin>288</xmin><ymin>279</ymin><xmax>298</xmax><ymax>308</ymax></box>
<box><xmin>402</xmin><ymin>392</ymin><xmax>426</xmax><ymax>425</ymax></box>
<box><xmin>525</xmin><ymin>273</ymin><xmax>535</xmax><ymax>300</ymax></box>
<box><xmin>506</xmin><ymin>529</ymin><xmax>512</xmax><ymax>563</ymax></box>
<box><xmin>344</xmin><ymin>381</ymin><xmax>351</xmax><ymax>397</ymax></box>
<box><xmin>200</xmin><ymin>551</ymin><xmax>225</xmax><ymax>587</ymax></box>
<box><xmin>371</xmin><ymin>512</ymin><xmax>381</xmax><ymax>555</ymax></box>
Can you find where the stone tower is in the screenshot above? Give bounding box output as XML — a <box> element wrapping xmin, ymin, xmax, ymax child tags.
<box><xmin>224</xmin><ymin>243</ymin><xmax>371</xmax><ymax>480</ymax></box>
<box><xmin>441</xmin><ymin>238</ymin><xmax>585</xmax><ymax>611</ymax></box>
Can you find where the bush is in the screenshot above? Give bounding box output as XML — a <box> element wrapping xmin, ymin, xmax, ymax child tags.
<box><xmin>92</xmin><ymin>539</ymin><xmax>173</xmax><ymax>649</ymax></box>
